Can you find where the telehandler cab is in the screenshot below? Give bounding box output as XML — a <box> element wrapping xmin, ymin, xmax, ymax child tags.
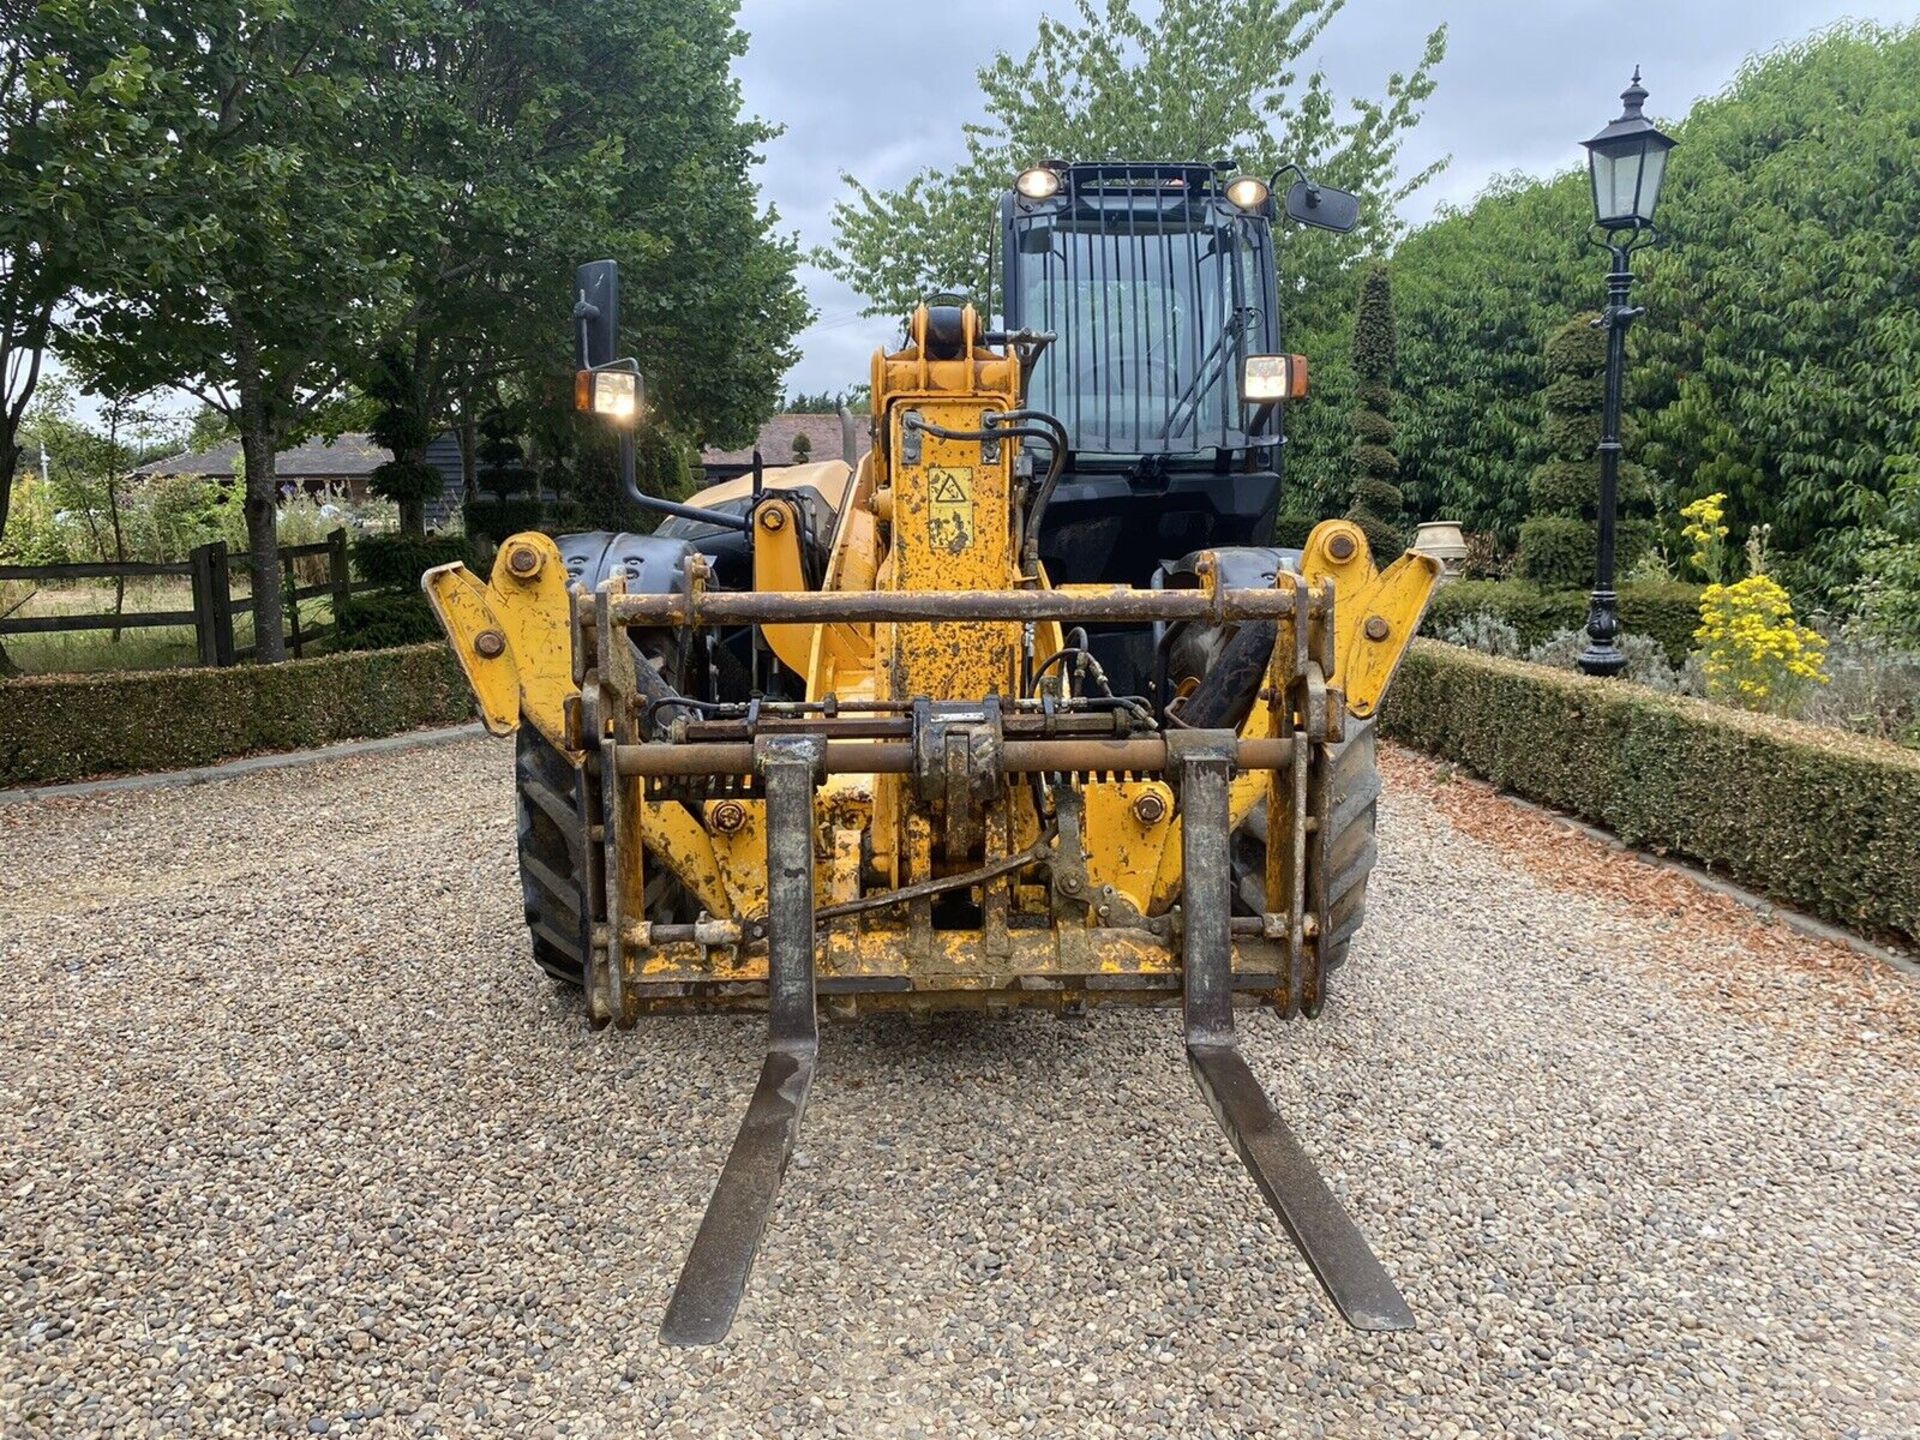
<box><xmin>425</xmin><ymin>160</ymin><xmax>1439</xmax><ymax>1343</ymax></box>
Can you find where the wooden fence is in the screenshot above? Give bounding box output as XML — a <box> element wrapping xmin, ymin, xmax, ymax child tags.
<box><xmin>0</xmin><ymin>528</ymin><xmax>366</xmax><ymax>666</ymax></box>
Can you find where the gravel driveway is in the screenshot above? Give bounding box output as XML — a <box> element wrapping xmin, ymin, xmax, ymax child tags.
<box><xmin>3</xmin><ymin>736</ymin><xmax>1916</xmax><ymax>1438</ymax></box>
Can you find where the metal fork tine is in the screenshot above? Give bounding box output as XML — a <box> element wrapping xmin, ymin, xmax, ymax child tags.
<box><xmin>659</xmin><ymin>734</ymin><xmax>824</xmax><ymax>1346</ymax></box>
<box><xmin>658</xmin><ymin>1045</ymin><xmax>816</xmax><ymax>1345</ymax></box>
<box><xmin>1169</xmin><ymin>728</ymin><xmax>1414</xmax><ymax>1333</ymax></box>
<box><xmin>1187</xmin><ymin>1042</ymin><xmax>1414</xmax><ymax>1330</ymax></box>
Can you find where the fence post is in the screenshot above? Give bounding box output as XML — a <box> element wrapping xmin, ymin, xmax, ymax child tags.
<box><xmin>189</xmin><ymin>543</ymin><xmax>218</xmax><ymax>667</ymax></box>
<box><xmin>283</xmin><ymin>549</ymin><xmax>303</xmax><ymax>659</ymax></box>
<box><xmin>327</xmin><ymin>528</ymin><xmax>350</xmax><ymax>616</ymax></box>
<box><xmin>207</xmin><ymin>541</ymin><xmax>236</xmax><ymax>666</ymax></box>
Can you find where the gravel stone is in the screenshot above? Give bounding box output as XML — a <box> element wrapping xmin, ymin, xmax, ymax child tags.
<box><xmin>2</xmin><ymin>735</ymin><xmax>1916</xmax><ymax>1437</ymax></box>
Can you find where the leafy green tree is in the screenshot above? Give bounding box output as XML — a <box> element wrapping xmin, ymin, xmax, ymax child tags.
<box><xmin>1393</xmin><ymin>22</ymin><xmax>1920</xmax><ymax>603</ymax></box>
<box><xmin>361</xmin><ymin>0</ymin><xmax>808</xmax><ymax>535</ymax></box>
<box><xmin>64</xmin><ymin>1</ymin><xmax>428</xmax><ymax>661</ymax></box>
<box><xmin>820</xmin><ymin>0</ymin><xmax>1445</xmax><ymax>504</ymax></box>
<box><xmin>1343</xmin><ymin>264</ymin><xmax>1407</xmax><ymax>557</ymax></box>
<box><xmin>1</xmin><ymin>0</ymin><xmax>161</xmax><ymax>669</ymax></box>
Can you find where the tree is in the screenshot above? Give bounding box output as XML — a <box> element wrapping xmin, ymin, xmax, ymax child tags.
<box><xmin>1393</xmin><ymin>22</ymin><xmax>1920</xmax><ymax>602</ymax></box>
<box><xmin>359</xmin><ymin>0</ymin><xmax>809</xmax><ymax>542</ymax></box>
<box><xmin>1343</xmin><ymin>264</ymin><xmax>1407</xmax><ymax>557</ymax></box>
<box><xmin>1</xmin><ymin>2</ymin><xmax>160</xmax><ymax>667</ymax></box>
<box><xmin>64</xmin><ymin>1</ymin><xmax>427</xmax><ymax>661</ymax></box>
<box><xmin>821</xmin><ymin>0</ymin><xmax>1444</xmax><ymax>505</ymax></box>
<box><xmin>790</xmin><ymin>431</ymin><xmax>812</xmax><ymax>463</ymax></box>
<box><xmin>1515</xmin><ymin>314</ymin><xmax>1652</xmax><ymax>589</ymax></box>
<box><xmin>21</xmin><ymin>381</ymin><xmax>181</xmax><ymax>633</ymax></box>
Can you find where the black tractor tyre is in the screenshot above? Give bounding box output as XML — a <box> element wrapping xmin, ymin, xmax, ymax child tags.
<box><xmin>1231</xmin><ymin>720</ymin><xmax>1380</xmax><ymax>974</ymax></box>
<box><xmin>513</xmin><ymin>726</ymin><xmax>688</xmax><ymax>990</ymax></box>
<box><xmin>515</xmin><ymin>725</ymin><xmax>595</xmax><ymax>987</ymax></box>
<box><xmin>1164</xmin><ymin>622</ymin><xmax>1382</xmax><ymax>975</ymax></box>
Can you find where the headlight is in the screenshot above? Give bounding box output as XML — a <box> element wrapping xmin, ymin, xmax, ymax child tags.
<box><xmin>575</xmin><ymin>368</ymin><xmax>641</xmax><ymax>423</ymax></box>
<box><xmin>1242</xmin><ymin>353</ymin><xmax>1306</xmax><ymax>403</ymax></box>
<box><xmin>1225</xmin><ymin>174</ymin><xmax>1270</xmax><ymax>210</ymax></box>
<box><xmin>1015</xmin><ymin>165</ymin><xmax>1062</xmax><ymax>200</ymax></box>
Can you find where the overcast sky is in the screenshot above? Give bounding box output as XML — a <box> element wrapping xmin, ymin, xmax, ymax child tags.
<box><xmin>737</xmin><ymin>0</ymin><xmax>1920</xmax><ymax>398</ymax></box>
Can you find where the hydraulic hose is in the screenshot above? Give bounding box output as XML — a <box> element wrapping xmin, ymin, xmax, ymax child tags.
<box><xmin>1171</xmin><ymin>620</ymin><xmax>1277</xmax><ymax>732</ymax></box>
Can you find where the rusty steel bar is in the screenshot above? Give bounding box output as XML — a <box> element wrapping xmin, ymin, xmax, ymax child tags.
<box><xmin>616</xmin><ymin>736</ymin><xmax>1294</xmax><ymax>778</ymax></box>
<box><xmin>604</xmin><ymin>585</ymin><xmax>1316</xmax><ymax>628</ymax></box>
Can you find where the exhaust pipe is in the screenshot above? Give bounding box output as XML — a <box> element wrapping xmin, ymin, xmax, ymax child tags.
<box><xmin>837</xmin><ymin>400</ymin><xmax>860</xmax><ymax>468</ymax></box>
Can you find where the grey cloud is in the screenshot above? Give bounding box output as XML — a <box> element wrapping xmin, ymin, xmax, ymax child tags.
<box><xmin>734</xmin><ymin>0</ymin><xmax>1919</xmax><ymax>395</ymax></box>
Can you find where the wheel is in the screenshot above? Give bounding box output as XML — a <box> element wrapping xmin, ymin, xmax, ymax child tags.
<box><xmin>1164</xmin><ymin>622</ymin><xmax>1382</xmax><ymax>976</ymax></box>
<box><xmin>1230</xmin><ymin>719</ymin><xmax>1380</xmax><ymax>973</ymax></box>
<box><xmin>515</xmin><ymin>725</ymin><xmax>593</xmax><ymax>987</ymax></box>
<box><xmin>513</xmin><ymin>725</ymin><xmax>688</xmax><ymax>990</ymax></box>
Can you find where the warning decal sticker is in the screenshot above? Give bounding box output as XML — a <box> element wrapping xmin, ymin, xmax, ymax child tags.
<box><xmin>926</xmin><ymin>465</ymin><xmax>975</xmax><ymax>553</ymax></box>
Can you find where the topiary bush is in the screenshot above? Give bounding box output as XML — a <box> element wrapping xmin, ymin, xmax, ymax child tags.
<box><xmin>335</xmin><ymin>591</ymin><xmax>443</xmax><ymax>651</ymax></box>
<box><xmin>1271</xmin><ymin>514</ymin><xmax>1317</xmax><ymax>549</ymax></box>
<box><xmin>353</xmin><ymin>534</ymin><xmax>473</xmax><ymax>589</ymax></box>
<box><xmin>367</xmin><ymin>348</ymin><xmax>444</xmax><ymax>539</ymax></box>
<box><xmin>464</xmin><ymin>497</ymin><xmax>547</xmax><ymax>546</ymax></box>
<box><xmin>1342</xmin><ymin>264</ymin><xmax>1408</xmax><ymax>556</ymax></box>
<box><xmin>1516</xmin><ymin>313</ymin><xmax>1656</xmax><ymax>588</ymax></box>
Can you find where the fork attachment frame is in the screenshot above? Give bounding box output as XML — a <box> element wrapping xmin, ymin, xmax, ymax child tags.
<box><xmin>1169</xmin><ymin>729</ymin><xmax>1415</xmax><ymax>1332</ymax></box>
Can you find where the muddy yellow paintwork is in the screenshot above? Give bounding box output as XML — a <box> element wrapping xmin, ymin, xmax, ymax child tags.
<box><xmin>422</xmin><ymin>533</ymin><xmax>576</xmax><ymax>749</ymax></box>
<box><xmin>426</xmin><ymin>305</ymin><xmax>1439</xmax><ymax>1002</ymax></box>
<box><xmin>1300</xmin><ymin>521</ymin><xmax>1443</xmax><ymax>719</ymax></box>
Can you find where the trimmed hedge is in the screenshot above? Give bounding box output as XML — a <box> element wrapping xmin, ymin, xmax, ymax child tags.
<box><xmin>1424</xmin><ymin>578</ymin><xmax>1704</xmax><ymax>666</ymax></box>
<box><xmin>1381</xmin><ymin>640</ymin><xmax>1920</xmax><ymax>943</ymax></box>
<box><xmin>0</xmin><ymin>644</ymin><xmax>473</xmax><ymax>786</ymax></box>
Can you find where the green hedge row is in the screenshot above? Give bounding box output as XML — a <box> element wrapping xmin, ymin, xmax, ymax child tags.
<box><xmin>1424</xmin><ymin>579</ymin><xmax>1705</xmax><ymax>666</ymax></box>
<box><xmin>1381</xmin><ymin>640</ymin><xmax>1920</xmax><ymax>943</ymax></box>
<box><xmin>0</xmin><ymin>644</ymin><xmax>473</xmax><ymax>787</ymax></box>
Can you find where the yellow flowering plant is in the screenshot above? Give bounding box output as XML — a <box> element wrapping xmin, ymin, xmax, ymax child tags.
<box><xmin>1680</xmin><ymin>491</ymin><xmax>1731</xmax><ymax>582</ymax></box>
<box><xmin>1679</xmin><ymin>491</ymin><xmax>1828</xmax><ymax>712</ymax></box>
<box><xmin>1695</xmin><ymin>574</ymin><xmax>1829</xmax><ymax>713</ymax></box>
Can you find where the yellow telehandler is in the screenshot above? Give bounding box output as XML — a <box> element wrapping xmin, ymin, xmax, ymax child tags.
<box><xmin>425</xmin><ymin>161</ymin><xmax>1439</xmax><ymax>1344</ymax></box>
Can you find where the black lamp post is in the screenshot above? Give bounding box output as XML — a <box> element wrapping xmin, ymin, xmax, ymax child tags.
<box><xmin>1577</xmin><ymin>68</ymin><xmax>1677</xmax><ymax>677</ymax></box>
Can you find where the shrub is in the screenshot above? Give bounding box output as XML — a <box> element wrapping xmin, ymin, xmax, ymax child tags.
<box><xmin>0</xmin><ymin>476</ymin><xmax>72</xmax><ymax>564</ymax></box>
<box><xmin>353</xmin><ymin>534</ymin><xmax>473</xmax><ymax>589</ymax></box>
<box><xmin>1516</xmin><ymin>516</ymin><xmax>1655</xmax><ymax>592</ymax></box>
<box><xmin>1433</xmin><ymin>610</ymin><xmax>1526</xmax><ymax>658</ymax></box>
<box><xmin>0</xmin><ymin>644</ymin><xmax>472</xmax><ymax>785</ymax></box>
<box><xmin>1381</xmin><ymin>640</ymin><xmax>1920</xmax><ymax>943</ymax></box>
<box><xmin>1801</xmin><ymin>627</ymin><xmax>1920</xmax><ymax>747</ymax></box>
<box><xmin>335</xmin><ymin>591</ymin><xmax>443</xmax><ymax>651</ymax></box>
<box><xmin>1271</xmin><ymin>514</ymin><xmax>1317</xmax><ymax>549</ymax></box>
<box><xmin>1525</xmin><ymin>626</ymin><xmax>1693</xmax><ymax>694</ymax></box>
<box><xmin>1842</xmin><ymin>472</ymin><xmax>1920</xmax><ymax>648</ymax></box>
<box><xmin>1695</xmin><ymin>575</ymin><xmax>1829</xmax><ymax>714</ymax></box>
<box><xmin>1423</xmin><ymin>578</ymin><xmax>1705</xmax><ymax>667</ymax></box>
<box><xmin>464</xmin><ymin>497</ymin><xmax>547</xmax><ymax>545</ymax></box>
<box><xmin>1516</xmin><ymin>516</ymin><xmax>1592</xmax><ymax>590</ymax></box>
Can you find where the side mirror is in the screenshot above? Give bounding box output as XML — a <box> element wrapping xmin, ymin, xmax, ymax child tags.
<box><xmin>1282</xmin><ymin>179</ymin><xmax>1360</xmax><ymax>234</ymax></box>
<box><xmin>574</xmin><ymin>259</ymin><xmax>620</xmax><ymax>369</ymax></box>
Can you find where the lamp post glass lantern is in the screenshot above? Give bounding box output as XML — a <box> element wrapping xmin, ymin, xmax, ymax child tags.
<box><xmin>1576</xmin><ymin>68</ymin><xmax>1675</xmax><ymax>677</ymax></box>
